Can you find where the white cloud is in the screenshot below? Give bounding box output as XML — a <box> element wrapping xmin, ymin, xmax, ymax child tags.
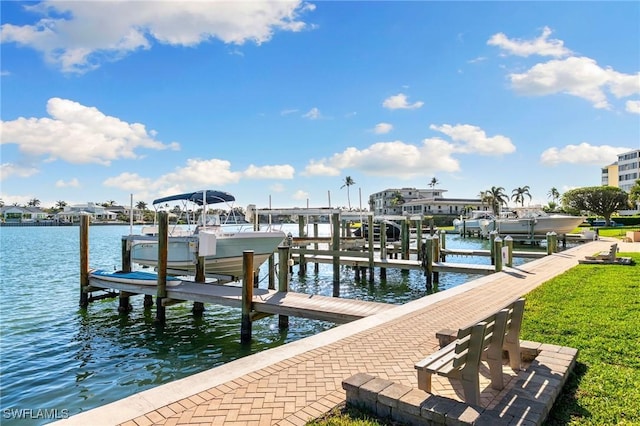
<box><xmin>626</xmin><ymin>100</ymin><xmax>640</xmax><ymax>114</ymax></box>
<box><xmin>280</xmin><ymin>109</ymin><xmax>299</xmax><ymax>116</ymax></box>
<box><xmin>303</xmin><ymin>107</ymin><xmax>321</xmax><ymax>119</ymax></box>
<box><xmin>103</xmin><ymin>172</ymin><xmax>155</xmax><ymax>192</ymax></box>
<box><xmin>1</xmin><ymin>98</ymin><xmax>180</xmax><ymax>166</ymax></box>
<box><xmin>373</xmin><ymin>122</ymin><xmax>393</xmax><ymax>134</ymax></box>
<box><xmin>488</xmin><ymin>26</ymin><xmax>572</xmax><ymax>58</ymax></box>
<box><xmin>302</xmin><ymin>160</ymin><xmax>341</xmax><ymax>177</ymax></box>
<box><xmin>0</xmin><ymin>163</ymin><xmax>39</xmax><ymax>181</ymax></box>
<box><xmin>429</xmin><ymin>124</ymin><xmax>516</xmax><ymax>155</ymax></box>
<box><xmin>303</xmin><ymin>123</ymin><xmax>513</xmax><ymax>179</ymax></box>
<box><xmin>540</xmin><ymin>142</ymin><xmax>631</xmax><ymax>166</ymax></box>
<box><xmin>292</xmin><ymin>190</ymin><xmax>309</xmax><ymax>200</ymax></box>
<box><xmin>508</xmin><ymin>57</ymin><xmax>640</xmax><ymax>109</ymax></box>
<box><xmin>1</xmin><ymin>1</ymin><xmax>314</xmax><ymax>73</ymax></box>
<box><xmin>382</xmin><ymin>93</ymin><xmax>424</xmax><ymax>110</ymax></box>
<box><xmin>269</xmin><ymin>183</ymin><xmax>285</xmax><ymax>193</ymax></box>
<box><xmin>243</xmin><ymin>164</ymin><xmax>295</xmax><ymax>179</ymax></box>
<box><xmin>55</xmin><ymin>178</ymin><xmax>80</xmax><ymax>188</ymax></box>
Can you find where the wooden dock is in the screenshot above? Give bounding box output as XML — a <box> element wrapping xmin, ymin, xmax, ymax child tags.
<box><xmin>87</xmin><ymin>277</ymin><xmax>395</xmax><ymax>324</ymax></box>
<box><xmin>291</xmin><ymin>252</ymin><xmax>496</xmax><ymax>275</ymax></box>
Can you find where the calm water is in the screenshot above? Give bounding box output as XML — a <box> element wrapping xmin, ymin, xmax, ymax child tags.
<box><xmin>0</xmin><ymin>224</ymin><xmax>528</xmax><ymax>424</ymax></box>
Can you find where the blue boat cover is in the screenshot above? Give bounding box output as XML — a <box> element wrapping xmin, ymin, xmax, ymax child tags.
<box><xmin>153</xmin><ymin>190</ymin><xmax>235</xmax><ymax>206</ymax></box>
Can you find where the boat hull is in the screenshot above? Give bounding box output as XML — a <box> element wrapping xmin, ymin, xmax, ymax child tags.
<box><xmin>479</xmin><ymin>215</ymin><xmax>585</xmax><ymax>236</ymax></box>
<box><xmin>130</xmin><ymin>231</ymin><xmax>286</xmax><ymax>280</ymax></box>
<box><xmin>89</xmin><ymin>269</ymin><xmax>183</xmax><ymax>286</ymax></box>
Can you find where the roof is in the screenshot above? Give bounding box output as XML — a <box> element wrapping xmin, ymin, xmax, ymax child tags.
<box><xmin>153</xmin><ymin>190</ymin><xmax>235</xmax><ymax>206</ymax></box>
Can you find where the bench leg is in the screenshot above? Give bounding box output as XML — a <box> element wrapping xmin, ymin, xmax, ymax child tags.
<box><xmin>460</xmin><ymin>373</ymin><xmax>481</xmax><ymax>406</ymax></box>
<box><xmin>504</xmin><ymin>341</ymin><xmax>522</xmax><ymax>370</ymax></box>
<box><xmin>417</xmin><ymin>369</ymin><xmax>432</xmax><ymax>392</ymax></box>
<box><xmin>486</xmin><ymin>357</ymin><xmax>504</xmax><ymax>390</ymax></box>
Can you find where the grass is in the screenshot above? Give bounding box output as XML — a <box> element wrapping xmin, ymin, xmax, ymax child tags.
<box><xmin>308</xmin><ymin>252</ymin><xmax>640</xmax><ymax>426</ymax></box>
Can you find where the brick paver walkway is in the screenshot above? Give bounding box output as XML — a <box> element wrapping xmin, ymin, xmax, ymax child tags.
<box><xmin>55</xmin><ymin>239</ymin><xmax>638</xmax><ymax>426</ymax></box>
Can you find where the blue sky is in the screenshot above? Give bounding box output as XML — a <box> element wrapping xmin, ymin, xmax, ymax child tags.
<box><xmin>1</xmin><ymin>1</ymin><xmax>639</xmax><ymax>210</ymax></box>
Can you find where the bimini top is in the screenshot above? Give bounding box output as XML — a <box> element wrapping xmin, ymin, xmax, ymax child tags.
<box><xmin>153</xmin><ymin>190</ymin><xmax>236</xmax><ymax>206</ymax></box>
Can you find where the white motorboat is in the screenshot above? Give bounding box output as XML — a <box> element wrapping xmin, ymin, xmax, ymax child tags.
<box><xmin>478</xmin><ymin>210</ymin><xmax>585</xmax><ymax>237</ymax></box>
<box><xmin>453</xmin><ymin>210</ymin><xmax>496</xmax><ymax>234</ymax></box>
<box><xmin>129</xmin><ymin>190</ymin><xmax>286</xmax><ymax>280</ymax></box>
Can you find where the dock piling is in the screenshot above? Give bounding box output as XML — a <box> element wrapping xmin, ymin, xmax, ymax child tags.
<box><xmin>241</xmin><ymin>250</ymin><xmax>254</xmax><ymax>344</ymax></box>
<box><xmin>155</xmin><ymin>212</ymin><xmax>168</xmax><ymax>325</ymax></box>
<box><xmin>79</xmin><ymin>215</ymin><xmax>89</xmax><ymax>308</ymax></box>
<box><xmin>278</xmin><ymin>245</ymin><xmax>290</xmax><ymax>329</ymax></box>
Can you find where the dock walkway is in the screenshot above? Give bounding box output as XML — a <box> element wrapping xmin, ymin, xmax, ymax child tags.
<box><xmin>88</xmin><ymin>279</ymin><xmax>395</xmax><ymax>324</ymax></box>
<box><xmin>56</xmin><ymin>239</ymin><xmax>638</xmax><ymax>426</ymax></box>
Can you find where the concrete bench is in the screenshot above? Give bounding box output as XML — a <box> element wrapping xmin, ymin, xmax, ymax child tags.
<box><xmin>415</xmin><ymin>298</ymin><xmax>525</xmax><ymax>405</ymax></box>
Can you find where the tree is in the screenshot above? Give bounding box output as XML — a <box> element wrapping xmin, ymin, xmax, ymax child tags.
<box><xmin>55</xmin><ymin>200</ymin><xmax>67</xmax><ymax>210</ymax></box>
<box><xmin>477</xmin><ymin>190</ymin><xmax>490</xmax><ymax>210</ymax></box>
<box><xmin>136</xmin><ymin>201</ymin><xmax>148</xmax><ymax>211</ymax></box>
<box><xmin>27</xmin><ymin>198</ymin><xmax>41</xmax><ymax>207</ymax></box>
<box><xmin>390</xmin><ymin>191</ymin><xmax>404</xmax><ymax>207</ymax></box>
<box><xmin>547</xmin><ymin>187</ymin><xmax>560</xmax><ymax>203</ymax></box>
<box><xmin>629</xmin><ymin>178</ymin><xmax>640</xmax><ymax>209</ymax></box>
<box><xmin>341</xmin><ymin>176</ymin><xmax>356</xmax><ymax>209</ymax></box>
<box><xmin>511</xmin><ymin>186</ymin><xmax>532</xmax><ymax>207</ymax></box>
<box><xmin>562</xmin><ymin>186</ymin><xmax>629</xmax><ymax>225</ymax></box>
<box><xmin>429</xmin><ymin>177</ymin><xmax>439</xmax><ymax>188</ymax></box>
<box><xmin>486</xmin><ymin>186</ymin><xmax>508</xmax><ymax>215</ymax></box>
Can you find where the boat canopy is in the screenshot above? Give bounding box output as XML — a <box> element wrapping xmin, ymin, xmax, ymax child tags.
<box><xmin>153</xmin><ymin>190</ymin><xmax>236</xmax><ymax>206</ymax></box>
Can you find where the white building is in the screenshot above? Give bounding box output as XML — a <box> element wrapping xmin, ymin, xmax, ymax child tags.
<box><xmin>368</xmin><ymin>188</ymin><xmax>487</xmax><ymax>217</ymax></box>
<box><xmin>616</xmin><ymin>148</ymin><xmax>639</xmax><ymax>193</ymax></box>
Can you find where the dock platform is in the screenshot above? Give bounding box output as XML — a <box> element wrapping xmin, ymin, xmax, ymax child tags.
<box><xmin>54</xmin><ymin>239</ymin><xmax>638</xmax><ymax>426</ymax></box>
<box><xmin>88</xmin><ymin>278</ymin><xmax>395</xmax><ymax>324</ymax></box>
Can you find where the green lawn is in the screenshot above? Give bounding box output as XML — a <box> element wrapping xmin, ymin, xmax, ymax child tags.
<box><xmin>309</xmin><ymin>252</ymin><xmax>640</xmax><ymax>426</ymax></box>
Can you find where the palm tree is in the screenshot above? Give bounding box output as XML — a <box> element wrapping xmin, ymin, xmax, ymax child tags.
<box><xmin>55</xmin><ymin>200</ymin><xmax>67</xmax><ymax>211</ymax></box>
<box><xmin>477</xmin><ymin>190</ymin><xmax>490</xmax><ymax>210</ymax></box>
<box><xmin>341</xmin><ymin>176</ymin><xmax>356</xmax><ymax>209</ymax></box>
<box><xmin>429</xmin><ymin>177</ymin><xmax>439</xmax><ymax>188</ymax></box>
<box><xmin>547</xmin><ymin>187</ymin><xmax>560</xmax><ymax>203</ymax></box>
<box><xmin>486</xmin><ymin>186</ymin><xmax>508</xmax><ymax>215</ymax></box>
<box><xmin>136</xmin><ymin>201</ymin><xmax>148</xmax><ymax>211</ymax></box>
<box><xmin>390</xmin><ymin>191</ymin><xmax>404</xmax><ymax>207</ymax></box>
<box><xmin>511</xmin><ymin>186</ymin><xmax>532</xmax><ymax>207</ymax></box>
<box><xmin>27</xmin><ymin>198</ymin><xmax>41</xmax><ymax>207</ymax></box>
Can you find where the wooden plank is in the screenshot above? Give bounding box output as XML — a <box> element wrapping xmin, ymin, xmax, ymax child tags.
<box><xmin>88</xmin><ymin>277</ymin><xmax>394</xmax><ymax>323</ymax></box>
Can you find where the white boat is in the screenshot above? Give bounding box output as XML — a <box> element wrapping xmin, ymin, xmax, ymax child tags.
<box><xmin>90</xmin><ymin>269</ymin><xmax>183</xmax><ymax>286</ymax></box>
<box><xmin>478</xmin><ymin>210</ymin><xmax>585</xmax><ymax>237</ymax></box>
<box><xmin>129</xmin><ymin>190</ymin><xmax>286</xmax><ymax>280</ymax></box>
<box><xmin>453</xmin><ymin>210</ymin><xmax>496</xmax><ymax>234</ymax></box>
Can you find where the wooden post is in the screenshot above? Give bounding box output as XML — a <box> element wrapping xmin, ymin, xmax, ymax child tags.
<box><xmin>192</xmin><ymin>255</ymin><xmax>205</xmax><ymax>316</ymax></box>
<box><xmin>380</xmin><ymin>218</ymin><xmax>387</xmax><ymax>280</ymax></box>
<box><xmin>277</xmin><ymin>245</ymin><xmax>289</xmax><ymax>329</ymax></box>
<box><xmin>424</xmin><ymin>236</ymin><xmax>433</xmax><ymax>289</ymax></box>
<box><xmin>119</xmin><ymin>235</ymin><xmax>133</xmax><ymax>313</ymax></box>
<box><xmin>155</xmin><ymin>212</ymin><xmax>168</xmax><ymax>324</ymax></box>
<box><xmin>268</xmin><ymin>254</ymin><xmax>275</xmax><ymax>290</ymax></box>
<box><xmin>546</xmin><ymin>232</ymin><xmax>557</xmax><ymax>254</ymax></box>
<box><xmin>439</xmin><ymin>229</ymin><xmax>447</xmax><ymax>261</ymax></box>
<box><xmin>314</xmin><ymin>221</ymin><xmax>320</xmax><ymax>273</ymax></box>
<box><xmin>429</xmin><ymin>218</ymin><xmax>435</xmax><ymax>236</ymax></box>
<box><xmin>332</xmin><ymin>213</ymin><xmax>341</xmax><ymax>297</ymax></box>
<box><xmin>504</xmin><ymin>235</ymin><xmax>513</xmax><ymax>267</ymax></box>
<box><xmin>433</xmin><ymin>235</ymin><xmax>440</xmax><ymax>283</ymax></box>
<box><xmin>416</xmin><ymin>219</ymin><xmax>423</xmax><ymax>260</ymax></box>
<box><xmin>401</xmin><ymin>219</ymin><xmax>409</xmax><ymax>260</ymax></box>
<box><xmin>79</xmin><ymin>215</ymin><xmax>90</xmax><ymax>308</ymax></box>
<box><xmin>298</xmin><ymin>215</ymin><xmax>306</xmax><ymax>275</ymax></box>
<box><xmin>494</xmin><ymin>236</ymin><xmax>503</xmax><ymax>272</ymax></box>
<box><xmin>489</xmin><ymin>231</ymin><xmax>497</xmax><ymax>265</ymax></box>
<box><xmin>241</xmin><ymin>251</ymin><xmax>254</xmax><ymax>344</ymax></box>
<box><xmin>121</xmin><ymin>237</ymin><xmax>132</xmax><ymax>272</ymax></box>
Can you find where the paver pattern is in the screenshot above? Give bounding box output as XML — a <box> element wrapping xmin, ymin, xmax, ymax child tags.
<box><xmin>56</xmin><ymin>239</ymin><xmax>638</xmax><ymax>426</ymax></box>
